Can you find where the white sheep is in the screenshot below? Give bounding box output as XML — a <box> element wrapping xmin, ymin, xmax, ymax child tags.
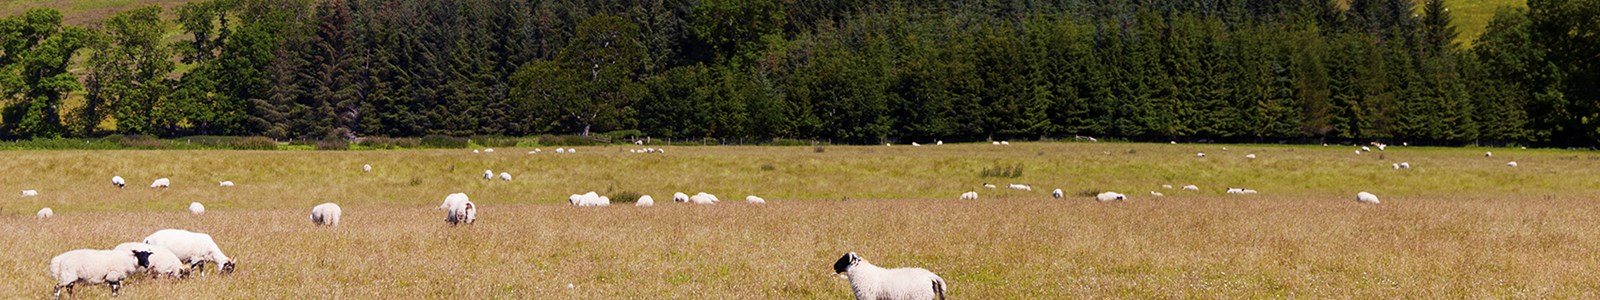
<box><xmin>483</xmin><ymin>148</ymin><xmax>494</xmax><ymax>153</ymax></box>
<box><xmin>959</xmin><ymin>191</ymin><xmax>978</xmax><ymax>200</ymax></box>
<box><xmin>1000</xmin><ymin>141</ymin><xmax>1009</xmax><ymax>145</ymax></box>
<box><xmin>1355</xmin><ymin>150</ymin><xmax>1362</xmax><ymax>155</ymax></box>
<box><xmin>362</xmin><ymin>164</ymin><xmax>372</xmax><ymax>172</ymax></box>
<box><xmin>1245</xmin><ymin>154</ymin><xmax>1257</xmax><ymax>159</ymax></box>
<box><xmin>1361</xmin><ymin>146</ymin><xmax>1371</xmax><ymax>152</ymax></box>
<box><xmin>1221</xmin><ymin>147</ymin><xmax>1229</xmax><ymax>151</ymax></box>
<box><xmin>1095</xmin><ymin>192</ymin><xmax>1126</xmax><ymax>201</ymax></box>
<box><xmin>1378</xmin><ymin>144</ymin><xmax>1387</xmax><ymax>151</ymax></box>
<box><xmin>1507</xmin><ymin>161</ymin><xmax>1518</xmax><ymax>167</ymax></box>
<box><xmin>142</xmin><ymin>229</ymin><xmax>235</xmax><ymax>275</ymax></box>
<box><xmin>188</xmin><ymin>202</ymin><xmax>205</xmax><ymax>215</ymax></box>
<box><xmin>556</xmin><ymin>148</ymin><xmax>567</xmax><ymax>153</ymax></box>
<box><xmin>673</xmin><ymin>192</ymin><xmax>689</xmax><ymax>203</ymax></box>
<box><xmin>1051</xmin><ymin>189</ymin><xmax>1063</xmax><ymax>199</ymax></box>
<box><xmin>150</xmin><ymin>178</ymin><xmax>170</xmax><ymax>189</ymax></box>
<box><xmin>636</xmin><ymin>195</ymin><xmax>654</xmax><ymax>207</ymax></box>
<box><xmin>992</xmin><ymin>141</ymin><xmax>1000</xmax><ymax>145</ymax></box>
<box><xmin>473</xmin><ymin>149</ymin><xmax>480</xmax><ymax>154</ymax></box>
<box><xmin>111</xmin><ymin>242</ymin><xmax>189</xmax><ymax>279</ymax></box>
<box><xmin>49</xmin><ymin>249</ymin><xmax>154</xmax><ymax>298</ymax></box>
<box><xmin>568</xmin><ymin>148</ymin><xmax>577</xmax><ymax>153</ymax></box>
<box><xmin>1485</xmin><ymin>151</ymin><xmax>1493</xmax><ymax>157</ymax></box>
<box><xmin>446</xmin><ymin>199</ymin><xmax>477</xmax><ymax>224</ymax></box>
<box><xmin>1400</xmin><ymin>162</ymin><xmax>1410</xmax><ymax>169</ymax></box>
<box><xmin>688</xmin><ymin>192</ymin><xmax>719</xmax><ymax>204</ymax></box>
<box><xmin>311</xmin><ymin>203</ymin><xmax>342</xmax><ymax>226</ymax></box>
<box><xmin>746</xmin><ymin>195</ymin><xmax>766</xmax><ymax>204</ymax></box>
<box><xmin>1196</xmin><ymin>152</ymin><xmax>1206</xmax><ymax>158</ymax></box>
<box><xmin>218</xmin><ymin>181</ymin><xmax>234</xmax><ymax>187</ymax></box>
<box><xmin>1356</xmin><ymin>191</ymin><xmax>1381</xmax><ymax>204</ymax></box>
<box><xmin>21</xmin><ymin>189</ymin><xmax>38</xmax><ymax>197</ymax></box>
<box><xmin>982</xmin><ymin>183</ymin><xmax>996</xmax><ymax>189</ymax></box>
<box><xmin>935</xmin><ymin>140</ymin><xmax>943</xmax><ymax>145</ymax></box>
<box><xmin>1007</xmin><ymin>184</ymin><xmax>1032</xmax><ymax>191</ymax></box>
<box><xmin>1182</xmin><ymin>185</ymin><xmax>1199</xmax><ymax>191</ymax></box>
<box><xmin>1161</xmin><ymin>184</ymin><xmax>1173</xmax><ymax>189</ymax></box>
<box><xmin>911</xmin><ymin>142</ymin><xmax>920</xmax><ymax>147</ymax></box>
<box><xmin>499</xmin><ymin>172</ymin><xmax>512</xmax><ymax>181</ymax></box>
<box><xmin>440</xmin><ymin>193</ymin><xmax>470</xmax><ymax>210</ymax></box>
<box><xmin>38</xmin><ymin>207</ymin><xmax>53</xmax><ymax>218</ymax></box>
<box><xmin>833</xmin><ymin>252</ymin><xmax>947</xmax><ymax>300</ymax></box>
<box><xmin>112</xmin><ymin>176</ymin><xmax>126</xmax><ymax>189</ymax></box>
<box><xmin>1149</xmin><ymin>191</ymin><xmax>1164</xmax><ymax>197</ymax></box>
<box><xmin>569</xmin><ymin>192</ymin><xmax>611</xmax><ymax>207</ymax></box>
<box><xmin>1392</xmin><ymin>163</ymin><xmax>1400</xmax><ymax>170</ymax></box>
<box><xmin>482</xmin><ymin>170</ymin><xmax>494</xmax><ymax>180</ymax></box>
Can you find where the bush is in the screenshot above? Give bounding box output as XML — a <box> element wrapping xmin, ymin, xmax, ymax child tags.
<box><xmin>470</xmin><ymin>135</ymin><xmax>532</xmax><ymax>148</ymax></box>
<box><xmin>117</xmin><ymin>135</ymin><xmax>173</xmax><ymax>149</ymax></box>
<box><xmin>358</xmin><ymin>137</ymin><xmax>421</xmax><ymax>149</ymax></box>
<box><xmin>760</xmin><ymin>163</ymin><xmax>776</xmax><ymax>171</ymax></box>
<box><xmin>814</xmin><ymin>146</ymin><xmax>826</xmax><ymax>153</ymax></box>
<box><xmin>420</xmin><ymin>135</ymin><xmax>469</xmax><ymax>148</ymax></box>
<box><xmin>769</xmin><ymin>138</ymin><xmax>821</xmax><ymax>146</ymax></box>
<box><xmin>315</xmin><ymin>138</ymin><xmax>349</xmax><ymax>150</ymax></box>
<box><xmin>232</xmin><ymin>136</ymin><xmax>278</xmax><ymax>150</ymax></box>
<box><xmin>611</xmin><ymin>191</ymin><xmax>643</xmax><ymax>203</ymax></box>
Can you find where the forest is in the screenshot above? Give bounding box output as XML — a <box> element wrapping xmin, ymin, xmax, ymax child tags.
<box><xmin>0</xmin><ymin>0</ymin><xmax>1595</xmax><ymax>146</ymax></box>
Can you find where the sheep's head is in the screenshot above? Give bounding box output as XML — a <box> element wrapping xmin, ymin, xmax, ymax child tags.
<box><xmin>132</xmin><ymin>250</ymin><xmax>154</xmax><ymax>268</ymax></box>
<box><xmin>833</xmin><ymin>252</ymin><xmax>862</xmax><ymax>274</ymax></box>
<box><xmin>221</xmin><ymin>259</ymin><xmax>237</xmax><ymax>274</ymax></box>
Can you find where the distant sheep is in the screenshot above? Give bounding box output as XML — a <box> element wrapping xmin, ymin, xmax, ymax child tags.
<box><xmin>1485</xmin><ymin>151</ymin><xmax>1492</xmax><ymax>157</ymax></box>
<box><xmin>1095</xmin><ymin>192</ymin><xmax>1126</xmax><ymax>202</ymax></box>
<box><xmin>362</xmin><ymin>164</ymin><xmax>372</xmax><ymax>172</ymax></box>
<box><xmin>111</xmin><ymin>242</ymin><xmax>189</xmax><ymax>279</ymax></box>
<box><xmin>689</xmin><ymin>192</ymin><xmax>719</xmax><ymax>204</ymax></box>
<box><xmin>673</xmin><ymin>192</ymin><xmax>689</xmax><ymax>203</ymax></box>
<box><xmin>1399</xmin><ymin>162</ymin><xmax>1410</xmax><ymax>169</ymax></box>
<box><xmin>568</xmin><ymin>148</ymin><xmax>577</xmax><ymax>153</ymax></box>
<box><xmin>112</xmin><ymin>176</ymin><xmax>126</xmax><ymax>189</ymax></box>
<box><xmin>38</xmin><ymin>207</ymin><xmax>53</xmax><ymax>218</ymax></box>
<box><xmin>1196</xmin><ymin>153</ymin><xmax>1206</xmax><ymax>158</ymax></box>
<box><xmin>142</xmin><ymin>229</ymin><xmax>235</xmax><ymax>275</ymax></box>
<box><xmin>556</xmin><ymin>148</ymin><xmax>567</xmax><ymax>153</ymax></box>
<box><xmin>746</xmin><ymin>195</ymin><xmax>767</xmax><ymax>204</ymax></box>
<box><xmin>483</xmin><ymin>148</ymin><xmax>494</xmax><ymax>153</ymax></box>
<box><xmin>188</xmin><ymin>202</ymin><xmax>205</xmax><ymax>215</ymax></box>
<box><xmin>1392</xmin><ymin>163</ymin><xmax>1400</xmax><ymax>170</ymax></box>
<box><xmin>1149</xmin><ymin>191</ymin><xmax>1164</xmax><ymax>197</ymax></box>
<box><xmin>1355</xmin><ymin>150</ymin><xmax>1362</xmax><ymax>155</ymax></box>
<box><xmin>1507</xmin><ymin>161</ymin><xmax>1518</xmax><ymax>167</ymax></box>
<box><xmin>473</xmin><ymin>149</ymin><xmax>480</xmax><ymax>154</ymax></box>
<box><xmin>992</xmin><ymin>141</ymin><xmax>1000</xmax><ymax>145</ymax></box>
<box><xmin>150</xmin><ymin>178</ymin><xmax>170</xmax><ymax>189</ymax></box>
<box><xmin>1356</xmin><ymin>191</ymin><xmax>1380</xmax><ymax>204</ymax></box>
<box><xmin>1161</xmin><ymin>184</ymin><xmax>1173</xmax><ymax>189</ymax></box>
<box><xmin>935</xmin><ymin>140</ymin><xmax>943</xmax><ymax>145</ymax></box>
<box><xmin>982</xmin><ymin>183</ymin><xmax>996</xmax><ymax>189</ymax></box>
<box><xmin>1361</xmin><ymin>146</ymin><xmax>1371</xmax><ymax>152</ymax></box>
<box><xmin>832</xmin><ymin>252</ymin><xmax>947</xmax><ymax>300</ymax></box>
<box><xmin>21</xmin><ymin>189</ymin><xmax>38</xmax><ymax>197</ymax></box>
<box><xmin>1223</xmin><ymin>188</ymin><xmax>1258</xmax><ymax>194</ymax></box>
<box><xmin>218</xmin><ymin>181</ymin><xmax>234</xmax><ymax>187</ymax></box>
<box><xmin>499</xmin><ymin>172</ymin><xmax>512</xmax><ymax>181</ymax></box>
<box><xmin>911</xmin><ymin>142</ymin><xmax>921</xmax><ymax>147</ymax></box>
<box><xmin>49</xmin><ymin>249</ymin><xmax>153</xmax><ymax>298</ymax></box>
<box><xmin>1182</xmin><ymin>185</ymin><xmax>1199</xmax><ymax>191</ymax></box>
<box><xmin>482</xmin><ymin>170</ymin><xmax>494</xmax><ymax>180</ymax></box>
<box><xmin>959</xmin><ymin>191</ymin><xmax>978</xmax><ymax>200</ymax></box>
<box><xmin>1000</xmin><ymin>141</ymin><xmax>1009</xmax><ymax>145</ymax></box>
<box><xmin>1007</xmin><ymin>184</ymin><xmax>1031</xmax><ymax>191</ymax></box>
<box><xmin>1051</xmin><ymin>189</ymin><xmax>1063</xmax><ymax>199</ymax></box>
<box><xmin>636</xmin><ymin>195</ymin><xmax>654</xmax><ymax>207</ymax></box>
<box><xmin>569</xmin><ymin>192</ymin><xmax>611</xmax><ymax>207</ymax></box>
<box><xmin>1245</xmin><ymin>154</ymin><xmax>1257</xmax><ymax>159</ymax></box>
<box><xmin>311</xmin><ymin>203</ymin><xmax>342</xmax><ymax>226</ymax></box>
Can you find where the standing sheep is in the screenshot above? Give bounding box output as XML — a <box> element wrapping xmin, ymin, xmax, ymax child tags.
<box><xmin>1356</xmin><ymin>192</ymin><xmax>1381</xmax><ymax>204</ymax></box>
<box><xmin>746</xmin><ymin>195</ymin><xmax>766</xmax><ymax>204</ymax></box>
<box><xmin>49</xmin><ymin>249</ymin><xmax>154</xmax><ymax>298</ymax></box>
<box><xmin>673</xmin><ymin>192</ymin><xmax>689</xmax><ymax>203</ymax></box>
<box><xmin>1051</xmin><ymin>189</ymin><xmax>1063</xmax><ymax>199</ymax></box>
<box><xmin>110</xmin><ymin>242</ymin><xmax>190</xmax><ymax>279</ymax></box>
<box><xmin>832</xmin><ymin>252</ymin><xmax>947</xmax><ymax>300</ymax></box>
<box><xmin>636</xmin><ymin>195</ymin><xmax>654</xmax><ymax>207</ymax></box>
<box><xmin>38</xmin><ymin>207</ymin><xmax>53</xmax><ymax>218</ymax></box>
<box><xmin>499</xmin><ymin>172</ymin><xmax>512</xmax><ymax>181</ymax></box>
<box><xmin>311</xmin><ymin>203</ymin><xmax>342</xmax><ymax>226</ymax></box>
<box><xmin>362</xmin><ymin>164</ymin><xmax>372</xmax><ymax>172</ymax></box>
<box><xmin>1095</xmin><ymin>192</ymin><xmax>1126</xmax><ymax>202</ymax></box>
<box><xmin>111</xmin><ymin>176</ymin><xmax>126</xmax><ymax>189</ymax></box>
<box><xmin>142</xmin><ymin>229</ymin><xmax>236</xmax><ymax>275</ymax></box>
<box><xmin>150</xmin><ymin>178</ymin><xmax>170</xmax><ymax>189</ymax></box>
<box><xmin>21</xmin><ymin>189</ymin><xmax>38</xmax><ymax>197</ymax></box>
<box><xmin>439</xmin><ymin>193</ymin><xmax>470</xmax><ymax>210</ymax></box>
<box><xmin>959</xmin><ymin>191</ymin><xmax>978</xmax><ymax>200</ymax></box>
<box><xmin>188</xmin><ymin>202</ymin><xmax>205</xmax><ymax>215</ymax></box>
<box><xmin>482</xmin><ymin>170</ymin><xmax>494</xmax><ymax>180</ymax></box>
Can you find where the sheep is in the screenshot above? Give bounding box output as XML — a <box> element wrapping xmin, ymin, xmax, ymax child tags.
<box><xmin>1377</xmin><ymin>144</ymin><xmax>1387</xmax><ymax>151</ymax></box>
<box><xmin>832</xmin><ymin>252</ymin><xmax>947</xmax><ymax>300</ymax></box>
<box><xmin>499</xmin><ymin>172</ymin><xmax>512</xmax><ymax>181</ymax></box>
<box><xmin>482</xmin><ymin>170</ymin><xmax>494</xmax><ymax>180</ymax></box>
<box><xmin>673</xmin><ymin>192</ymin><xmax>689</xmax><ymax>203</ymax></box>
<box><xmin>1221</xmin><ymin>147</ymin><xmax>1229</xmax><ymax>151</ymax></box>
<box><xmin>982</xmin><ymin>183</ymin><xmax>996</xmax><ymax>189</ymax></box>
<box><xmin>1361</xmin><ymin>146</ymin><xmax>1371</xmax><ymax>152</ymax></box>
<box><xmin>112</xmin><ymin>176</ymin><xmax>126</xmax><ymax>189</ymax></box>
<box><xmin>1000</xmin><ymin>141</ymin><xmax>1009</xmax><ymax>145</ymax></box>
<box><xmin>1245</xmin><ymin>154</ymin><xmax>1257</xmax><ymax>159</ymax></box>
<box><xmin>446</xmin><ymin>199</ymin><xmax>477</xmax><ymax>224</ymax></box>
<box><xmin>911</xmin><ymin>142</ymin><xmax>920</xmax><ymax>147</ymax></box>
<box><xmin>959</xmin><ymin>191</ymin><xmax>978</xmax><ymax>200</ymax></box>
<box><xmin>1007</xmin><ymin>184</ymin><xmax>1032</xmax><ymax>191</ymax></box>
<box><xmin>1355</xmin><ymin>150</ymin><xmax>1362</xmax><ymax>155</ymax></box>
<box><xmin>1225</xmin><ymin>188</ymin><xmax>1259</xmax><ymax>195</ymax></box>
<box><xmin>556</xmin><ymin>148</ymin><xmax>567</xmax><ymax>153</ymax></box>
<box><xmin>141</xmin><ymin>229</ymin><xmax>235</xmax><ymax>275</ymax></box>
<box><xmin>1356</xmin><ymin>191</ymin><xmax>1380</xmax><ymax>204</ymax></box>
<box><xmin>1149</xmin><ymin>191</ymin><xmax>1164</xmax><ymax>197</ymax></box>
<box><xmin>188</xmin><ymin>202</ymin><xmax>205</xmax><ymax>215</ymax></box>
<box><xmin>935</xmin><ymin>140</ymin><xmax>943</xmax><ymax>145</ymax></box>
<box><xmin>1161</xmin><ymin>184</ymin><xmax>1173</xmax><ymax>189</ymax></box>
<box><xmin>110</xmin><ymin>242</ymin><xmax>190</xmax><ymax>279</ymax></box>
<box><xmin>1243</xmin><ymin>189</ymin><xmax>1258</xmax><ymax>194</ymax></box>
<box><xmin>311</xmin><ymin>203</ymin><xmax>342</xmax><ymax>226</ymax></box>
<box><xmin>21</xmin><ymin>189</ymin><xmax>38</xmax><ymax>197</ymax></box>
<box><xmin>1095</xmin><ymin>192</ymin><xmax>1126</xmax><ymax>202</ymax></box>
<box><xmin>49</xmin><ymin>249</ymin><xmax>153</xmax><ymax>299</ymax></box>
<box><xmin>568</xmin><ymin>148</ymin><xmax>577</xmax><ymax>153</ymax></box>
<box><xmin>1196</xmin><ymin>152</ymin><xmax>1206</xmax><ymax>158</ymax></box>
<box><xmin>636</xmin><ymin>195</ymin><xmax>654</xmax><ymax>207</ymax></box>
<box><xmin>1400</xmin><ymin>162</ymin><xmax>1410</xmax><ymax>169</ymax></box>
<box><xmin>570</xmin><ymin>192</ymin><xmax>611</xmax><ymax>207</ymax></box>
<box><xmin>218</xmin><ymin>181</ymin><xmax>234</xmax><ymax>187</ymax></box>
<box><xmin>440</xmin><ymin>193</ymin><xmax>470</xmax><ymax>210</ymax></box>
<box><xmin>150</xmin><ymin>178</ymin><xmax>170</xmax><ymax>189</ymax></box>
<box><xmin>1392</xmin><ymin>163</ymin><xmax>1400</xmax><ymax>169</ymax></box>
<box><xmin>1182</xmin><ymin>185</ymin><xmax>1199</xmax><ymax>191</ymax></box>
<box><xmin>992</xmin><ymin>141</ymin><xmax>1000</xmax><ymax>145</ymax></box>
<box><xmin>1051</xmin><ymin>189</ymin><xmax>1063</xmax><ymax>199</ymax></box>
<box><xmin>746</xmin><ymin>195</ymin><xmax>767</xmax><ymax>204</ymax></box>
<box><xmin>689</xmin><ymin>192</ymin><xmax>719</xmax><ymax>204</ymax></box>
<box><xmin>362</xmin><ymin>164</ymin><xmax>372</xmax><ymax>172</ymax></box>
<box><xmin>473</xmin><ymin>149</ymin><xmax>480</xmax><ymax>154</ymax></box>
<box><xmin>483</xmin><ymin>148</ymin><xmax>494</xmax><ymax>153</ymax></box>
<box><xmin>1507</xmin><ymin>161</ymin><xmax>1518</xmax><ymax>167</ymax></box>
<box><xmin>1485</xmin><ymin>151</ymin><xmax>1493</xmax><ymax>157</ymax></box>
<box><xmin>38</xmin><ymin>207</ymin><xmax>53</xmax><ymax>218</ymax></box>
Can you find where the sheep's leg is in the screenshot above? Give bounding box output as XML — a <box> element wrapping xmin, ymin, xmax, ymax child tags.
<box><xmin>108</xmin><ymin>280</ymin><xmax>121</xmax><ymax>296</ymax></box>
<box><xmin>52</xmin><ymin>283</ymin><xmax>67</xmax><ymax>300</ymax></box>
<box><xmin>192</xmin><ymin>261</ymin><xmax>206</xmax><ymax>274</ymax></box>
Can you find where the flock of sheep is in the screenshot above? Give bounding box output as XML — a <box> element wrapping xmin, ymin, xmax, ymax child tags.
<box><xmin>49</xmin><ymin>229</ymin><xmax>235</xmax><ymax>298</ymax></box>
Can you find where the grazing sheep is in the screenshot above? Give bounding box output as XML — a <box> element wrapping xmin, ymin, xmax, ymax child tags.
<box><xmin>38</xmin><ymin>207</ymin><xmax>53</xmax><ymax>218</ymax></box>
<box><xmin>992</xmin><ymin>141</ymin><xmax>1000</xmax><ymax>145</ymax></box>
<box><xmin>1485</xmin><ymin>151</ymin><xmax>1493</xmax><ymax>157</ymax></box>
<box><xmin>1507</xmin><ymin>161</ymin><xmax>1518</xmax><ymax>167</ymax></box>
<box><xmin>1182</xmin><ymin>185</ymin><xmax>1199</xmax><ymax>191</ymax></box>
<box><xmin>473</xmin><ymin>149</ymin><xmax>480</xmax><ymax>154</ymax></box>
<box><xmin>1000</xmin><ymin>141</ymin><xmax>1009</xmax><ymax>145</ymax></box>
<box><xmin>482</xmin><ymin>170</ymin><xmax>494</xmax><ymax>180</ymax></box>
<box><xmin>689</xmin><ymin>192</ymin><xmax>719</xmax><ymax>204</ymax></box>
<box><xmin>49</xmin><ymin>249</ymin><xmax>154</xmax><ymax>298</ymax></box>
<box><xmin>1161</xmin><ymin>184</ymin><xmax>1173</xmax><ymax>189</ymax></box>
<box><xmin>1095</xmin><ymin>192</ymin><xmax>1126</xmax><ymax>202</ymax></box>
<box><xmin>362</xmin><ymin>164</ymin><xmax>372</xmax><ymax>172</ymax></box>
<box><xmin>1400</xmin><ymin>162</ymin><xmax>1410</xmax><ymax>169</ymax></box>
<box><xmin>556</xmin><ymin>148</ymin><xmax>567</xmax><ymax>153</ymax></box>
<box><xmin>636</xmin><ymin>195</ymin><xmax>654</xmax><ymax>207</ymax></box>
<box><xmin>112</xmin><ymin>176</ymin><xmax>126</xmax><ymax>189</ymax></box>
<box><xmin>1378</xmin><ymin>144</ymin><xmax>1387</xmax><ymax>151</ymax></box>
<box><xmin>21</xmin><ymin>189</ymin><xmax>38</xmax><ymax>197</ymax></box>
<box><xmin>1149</xmin><ymin>191</ymin><xmax>1164</xmax><ymax>197</ymax></box>
<box><xmin>1196</xmin><ymin>152</ymin><xmax>1206</xmax><ymax>158</ymax></box>
<box><xmin>446</xmin><ymin>200</ymin><xmax>477</xmax><ymax>224</ymax></box>
<box><xmin>673</xmin><ymin>192</ymin><xmax>689</xmax><ymax>203</ymax></box>
<box><xmin>142</xmin><ymin>229</ymin><xmax>235</xmax><ymax>275</ymax></box>
<box><xmin>1392</xmin><ymin>163</ymin><xmax>1400</xmax><ymax>170</ymax></box>
<box><xmin>568</xmin><ymin>148</ymin><xmax>577</xmax><ymax>153</ymax></box>
<box><xmin>1355</xmin><ymin>150</ymin><xmax>1362</xmax><ymax>155</ymax></box>
<box><xmin>959</xmin><ymin>191</ymin><xmax>978</xmax><ymax>200</ymax></box>
<box><xmin>832</xmin><ymin>252</ymin><xmax>947</xmax><ymax>300</ymax></box>
<box><xmin>1356</xmin><ymin>192</ymin><xmax>1381</xmax><ymax>204</ymax></box>
<box><xmin>1051</xmin><ymin>189</ymin><xmax>1063</xmax><ymax>199</ymax></box>
<box><xmin>439</xmin><ymin>193</ymin><xmax>470</xmax><ymax>210</ymax></box>
<box><xmin>1361</xmin><ymin>146</ymin><xmax>1371</xmax><ymax>152</ymax></box>
<box><xmin>1246</xmin><ymin>154</ymin><xmax>1257</xmax><ymax>159</ymax></box>
<box><xmin>1007</xmin><ymin>184</ymin><xmax>1032</xmax><ymax>191</ymax></box>
<box><xmin>911</xmin><ymin>142</ymin><xmax>921</xmax><ymax>147</ymax></box>
<box><xmin>188</xmin><ymin>202</ymin><xmax>205</xmax><ymax>215</ymax></box>
<box><xmin>150</xmin><ymin>178</ymin><xmax>170</xmax><ymax>189</ymax></box>
<box><xmin>311</xmin><ymin>203</ymin><xmax>342</xmax><ymax>226</ymax></box>
<box><xmin>982</xmin><ymin>183</ymin><xmax>996</xmax><ymax>189</ymax></box>
<box><xmin>569</xmin><ymin>192</ymin><xmax>611</xmax><ymax>207</ymax></box>
<box><xmin>499</xmin><ymin>172</ymin><xmax>512</xmax><ymax>181</ymax></box>
<box><xmin>746</xmin><ymin>195</ymin><xmax>767</xmax><ymax>204</ymax></box>
<box><xmin>936</xmin><ymin>140</ymin><xmax>943</xmax><ymax>145</ymax></box>
<box><xmin>218</xmin><ymin>181</ymin><xmax>234</xmax><ymax>187</ymax></box>
<box><xmin>111</xmin><ymin>242</ymin><xmax>190</xmax><ymax>279</ymax></box>
<box><xmin>483</xmin><ymin>148</ymin><xmax>494</xmax><ymax>153</ymax></box>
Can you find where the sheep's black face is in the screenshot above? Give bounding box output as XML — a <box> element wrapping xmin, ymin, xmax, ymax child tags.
<box><xmin>132</xmin><ymin>250</ymin><xmax>153</xmax><ymax>268</ymax></box>
<box><xmin>221</xmin><ymin>261</ymin><xmax>236</xmax><ymax>274</ymax></box>
<box><xmin>833</xmin><ymin>253</ymin><xmax>860</xmax><ymax>274</ymax></box>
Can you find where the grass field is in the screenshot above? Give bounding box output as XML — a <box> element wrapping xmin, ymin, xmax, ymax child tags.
<box><xmin>4</xmin><ymin>142</ymin><xmax>1600</xmax><ymax>298</ymax></box>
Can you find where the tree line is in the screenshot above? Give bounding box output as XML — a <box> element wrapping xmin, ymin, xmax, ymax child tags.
<box><xmin>0</xmin><ymin>0</ymin><xmax>1595</xmax><ymax>146</ymax></box>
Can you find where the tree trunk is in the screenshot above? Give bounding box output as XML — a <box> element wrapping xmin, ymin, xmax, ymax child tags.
<box><xmin>583</xmin><ymin>123</ymin><xmax>592</xmax><ymax>136</ymax></box>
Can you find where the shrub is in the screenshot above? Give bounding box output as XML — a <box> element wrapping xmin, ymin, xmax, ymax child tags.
<box><xmin>358</xmin><ymin>137</ymin><xmax>421</xmax><ymax>149</ymax></box>
<box><xmin>232</xmin><ymin>136</ymin><xmax>279</xmax><ymax>150</ymax></box>
<box><xmin>814</xmin><ymin>146</ymin><xmax>826</xmax><ymax>153</ymax></box>
<box><xmin>760</xmin><ymin>163</ymin><xmax>776</xmax><ymax>171</ymax></box>
<box><xmin>470</xmin><ymin>135</ymin><xmax>531</xmax><ymax>148</ymax></box>
<box><xmin>315</xmin><ymin>138</ymin><xmax>349</xmax><ymax>150</ymax></box>
<box><xmin>611</xmin><ymin>191</ymin><xmax>643</xmax><ymax>203</ymax></box>
<box><xmin>420</xmin><ymin>135</ymin><xmax>469</xmax><ymax>148</ymax></box>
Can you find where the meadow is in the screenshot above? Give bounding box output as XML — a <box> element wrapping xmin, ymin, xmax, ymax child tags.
<box><xmin>4</xmin><ymin>142</ymin><xmax>1600</xmax><ymax>298</ymax></box>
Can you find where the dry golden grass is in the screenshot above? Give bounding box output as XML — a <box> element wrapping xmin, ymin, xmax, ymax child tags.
<box><xmin>3</xmin><ymin>143</ymin><xmax>1600</xmax><ymax>298</ymax></box>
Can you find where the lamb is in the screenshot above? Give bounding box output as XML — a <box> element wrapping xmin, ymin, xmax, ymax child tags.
<box><xmin>636</xmin><ymin>195</ymin><xmax>654</xmax><ymax>207</ymax></box>
<box><xmin>499</xmin><ymin>172</ymin><xmax>512</xmax><ymax>181</ymax></box>
<box><xmin>112</xmin><ymin>176</ymin><xmax>126</xmax><ymax>189</ymax></box>
<box><xmin>142</xmin><ymin>229</ymin><xmax>236</xmax><ymax>275</ymax></box>
<box><xmin>688</xmin><ymin>192</ymin><xmax>719</xmax><ymax>204</ymax></box>
<box><xmin>218</xmin><ymin>181</ymin><xmax>234</xmax><ymax>187</ymax></box>
<box><xmin>110</xmin><ymin>242</ymin><xmax>189</xmax><ymax>279</ymax></box>
<box><xmin>673</xmin><ymin>192</ymin><xmax>689</xmax><ymax>203</ymax></box>
<box><xmin>150</xmin><ymin>178</ymin><xmax>170</xmax><ymax>189</ymax></box>
<box><xmin>38</xmin><ymin>207</ymin><xmax>53</xmax><ymax>218</ymax></box>
<box><xmin>188</xmin><ymin>202</ymin><xmax>205</xmax><ymax>215</ymax></box>
<box><xmin>311</xmin><ymin>203</ymin><xmax>342</xmax><ymax>226</ymax></box>
<box><xmin>1356</xmin><ymin>191</ymin><xmax>1380</xmax><ymax>204</ymax></box>
<box><xmin>483</xmin><ymin>170</ymin><xmax>494</xmax><ymax>180</ymax></box>
<box><xmin>49</xmin><ymin>249</ymin><xmax>154</xmax><ymax>298</ymax></box>
<box><xmin>1182</xmin><ymin>185</ymin><xmax>1199</xmax><ymax>191</ymax></box>
<box><xmin>21</xmin><ymin>189</ymin><xmax>38</xmax><ymax>197</ymax></box>
<box><xmin>362</xmin><ymin>164</ymin><xmax>372</xmax><ymax>172</ymax></box>
<box><xmin>1051</xmin><ymin>189</ymin><xmax>1063</xmax><ymax>199</ymax></box>
<box><xmin>833</xmin><ymin>252</ymin><xmax>947</xmax><ymax>300</ymax></box>
<box><xmin>1095</xmin><ymin>192</ymin><xmax>1126</xmax><ymax>202</ymax></box>
<box><xmin>959</xmin><ymin>191</ymin><xmax>978</xmax><ymax>200</ymax></box>
<box><xmin>1245</xmin><ymin>154</ymin><xmax>1257</xmax><ymax>159</ymax></box>
<box><xmin>746</xmin><ymin>195</ymin><xmax>767</xmax><ymax>204</ymax></box>
<box><xmin>1007</xmin><ymin>184</ymin><xmax>1032</xmax><ymax>191</ymax></box>
<box><xmin>1507</xmin><ymin>161</ymin><xmax>1518</xmax><ymax>167</ymax></box>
